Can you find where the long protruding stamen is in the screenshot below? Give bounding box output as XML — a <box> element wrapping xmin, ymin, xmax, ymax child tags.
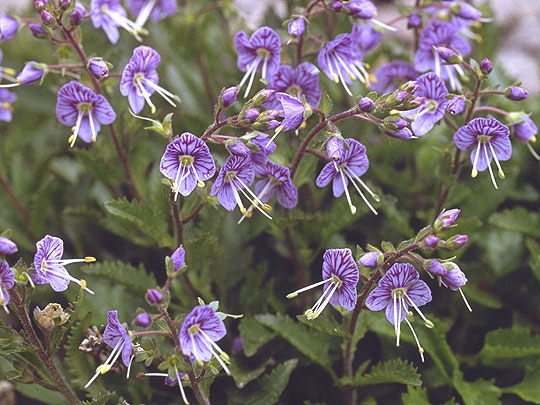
<box><xmin>339</xmin><ymin>169</ymin><xmax>357</xmax><ymax>214</ymax></box>
<box><xmin>105</xmin><ymin>8</ymin><xmax>147</xmax><ymax>42</ymax></box>
<box><xmin>134</xmin><ymin>0</ymin><xmax>157</xmax><ymax>28</ymax></box>
<box><xmin>471</xmin><ymin>141</ymin><xmax>482</xmax><ymax>178</ymax></box>
<box><xmin>238</xmin><ymin>56</ymin><xmax>262</xmax><ymax>98</ymax></box>
<box><xmin>84</xmin><ymin>339</ymin><xmax>124</xmax><ymax>388</ymax></box>
<box><xmin>142</xmin><ymin>78</ymin><xmax>179</xmax><ymax>107</ymax></box>
<box><xmin>394</xmin><ymin>294</ymin><xmax>401</xmax><ymax>346</ymax></box>
<box><xmin>174</xmin><ymin>365</ymin><xmax>190</xmax><ymax>405</ymax></box>
<box><xmin>88</xmin><ymin>110</ymin><xmax>97</xmax><ymax>142</ymax></box>
<box><xmin>199</xmin><ymin>330</ymin><xmax>231</xmax><ymax>375</ymax></box>
<box><xmin>342</xmin><ymin>167</ymin><xmax>378</xmax><ymax>215</ymax></box>
<box><xmin>39</xmin><ymin>266</ymin><xmax>95</xmax><ymax>294</ymax></box>
<box><xmin>70</xmin><ymin>111</ymin><xmax>84</xmax><ymax>148</ymax></box>
<box><xmin>483</xmin><ymin>143</ymin><xmax>498</xmax><ymax>189</ymax></box>
<box><xmin>404</xmin><ymin>317</ymin><xmax>425</xmax><ymax>362</ymax></box>
<box><xmin>286</xmin><ymin>278</ymin><xmax>333</xmax><ymax>298</ymax></box>
<box><xmin>136</xmin><ymin>80</ymin><xmax>156</xmax><ymax>114</ymax></box>
<box><xmin>487</xmin><ymin>141</ymin><xmax>505</xmax><ymax>179</ymax></box>
<box><xmin>403</xmin><ymin>291</ymin><xmax>431</xmax><ymax>324</ymax></box>
<box><xmin>307</xmin><ymin>281</ymin><xmax>339</xmax><ymax>319</ymax></box>
<box><xmin>459</xmin><ymin>288</ymin><xmax>472</xmax><ymax>312</ymax></box>
<box><xmin>238</xmin><ymin>181</ymin><xmax>272</xmax><ymax>224</ymax></box>
<box><xmin>231</xmin><ymin>177</ymin><xmax>272</xmax><ymax>220</ymax></box>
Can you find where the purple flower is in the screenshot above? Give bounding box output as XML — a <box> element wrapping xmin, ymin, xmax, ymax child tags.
<box><xmin>210</xmin><ymin>155</ymin><xmax>258</xmax><ymax>214</ymax></box>
<box><xmin>424</xmin><ymin>236</ymin><xmax>440</xmax><ymax>248</ymax></box>
<box><xmin>453</xmin><ymin>117</ymin><xmax>511</xmax><ymax>189</ymax></box>
<box><xmin>287</xmin><ymin>248</ymin><xmax>359</xmax><ymax>319</ymax></box>
<box><xmin>254</xmin><ymin>161</ymin><xmax>298</xmax><ymax>209</ymax></box>
<box><xmin>480</xmin><ymin>58</ymin><xmax>492</xmax><ymax>75</ymax></box>
<box><xmin>511</xmin><ymin>115</ymin><xmax>538</xmax><ymax>143</ymax></box>
<box><xmin>28</xmin><ymin>23</ymin><xmax>47</xmax><ymax>38</ymax></box>
<box><xmin>135</xmin><ymin>312</ymin><xmax>151</xmax><ymax>327</ymax></box>
<box><xmin>400</xmin><ymin>72</ymin><xmax>448</xmax><ymax>136</ymax></box>
<box><xmin>159</xmin><ymin>132</ymin><xmax>216</xmax><ymax>201</ymax></box>
<box><xmin>91</xmin><ymin>0</ymin><xmax>147</xmax><ymax>43</ymax></box>
<box><xmin>179</xmin><ymin>305</ymin><xmax>230</xmax><ymax>374</ymax></box>
<box><xmin>84</xmin><ymin>310</ymin><xmax>133</xmax><ymax>388</ymax></box>
<box><xmin>0</xmin><ymin>261</ymin><xmax>14</xmax><ymax>312</ymax></box>
<box><xmin>0</xmin><ymin>89</ymin><xmax>17</xmax><ymax>122</ymax></box>
<box><xmin>275</xmin><ymin>92</ymin><xmax>305</xmax><ymax>133</ymax></box>
<box><xmin>414</xmin><ymin>20</ymin><xmax>471</xmax><ymax>89</ymax></box>
<box><xmin>288</xmin><ymin>17</ymin><xmax>306</xmax><ymax>37</ymax></box>
<box><xmin>0</xmin><ymin>13</ymin><xmax>18</xmax><ymax>43</ymax></box>
<box><xmin>235</xmin><ymin>27</ymin><xmax>281</xmax><ymax>97</ymax></box>
<box><xmin>366</xmin><ymin>263</ymin><xmax>432</xmax><ymax>359</ymax></box>
<box><xmin>371</xmin><ymin>60</ymin><xmax>418</xmax><ymax>94</ymax></box>
<box><xmin>88</xmin><ymin>57</ymin><xmax>109</xmax><ymax>79</ymax></box>
<box><xmin>120</xmin><ymin>45</ymin><xmax>177</xmax><ymax>114</ymax></box>
<box><xmin>316</xmin><ymin>138</ymin><xmax>378</xmax><ymax>215</ymax></box>
<box><xmin>56</xmin><ymin>81</ymin><xmax>116</xmax><ymax>147</ymax></box>
<box><xmin>126</xmin><ymin>0</ymin><xmax>177</xmax><ymax>27</ymax></box>
<box><xmin>351</xmin><ymin>22</ymin><xmax>382</xmax><ymax>54</ymax></box>
<box><xmin>32</xmin><ymin>235</ymin><xmax>95</xmax><ymax>294</ymax></box>
<box><xmin>342</xmin><ymin>0</ymin><xmax>377</xmax><ymax>20</ymax></box>
<box><xmin>248</xmin><ymin>133</ymin><xmax>276</xmax><ymax>175</ymax></box>
<box><xmin>447</xmin><ymin>95</ymin><xmax>466</xmax><ymax>115</ymax></box>
<box><xmin>446</xmin><ymin>234</ymin><xmax>468</xmax><ymax>250</ymax></box>
<box><xmin>317</xmin><ymin>33</ymin><xmax>368</xmax><ymax>96</ymax></box>
<box><xmin>69</xmin><ymin>1</ymin><xmax>88</xmax><ymax>27</ymax></box>
<box><xmin>171</xmin><ymin>245</ymin><xmax>185</xmax><ymax>272</ymax></box>
<box><xmin>146</xmin><ymin>288</ymin><xmax>163</xmax><ymax>304</ymax></box>
<box><xmin>16</xmin><ymin>62</ymin><xmax>45</xmax><ymax>85</ymax></box>
<box><xmin>504</xmin><ymin>86</ymin><xmax>529</xmax><ymax>101</ymax></box>
<box><xmin>0</xmin><ymin>236</ymin><xmax>17</xmax><ymax>255</ymax></box>
<box><xmin>358</xmin><ymin>96</ymin><xmax>375</xmax><ymax>112</ymax></box>
<box><xmin>268</xmin><ymin>62</ymin><xmax>322</xmax><ymax>108</ymax></box>
<box><xmin>434</xmin><ymin>208</ymin><xmax>460</xmax><ymax>232</ymax></box>
<box><xmin>220</xmin><ymin>86</ymin><xmax>238</xmax><ymax>108</ymax></box>
<box><xmin>426</xmin><ymin>261</ymin><xmax>471</xmax><ymax>310</ymax></box>
<box><xmin>358</xmin><ymin>251</ymin><xmax>381</xmax><ymax>268</ymax></box>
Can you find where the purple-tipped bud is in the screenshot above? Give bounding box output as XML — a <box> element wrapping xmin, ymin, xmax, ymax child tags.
<box><xmin>135</xmin><ymin>312</ymin><xmax>151</xmax><ymax>327</ymax></box>
<box><xmin>450</xmin><ymin>1</ymin><xmax>482</xmax><ymax>20</ymax></box>
<box><xmin>358</xmin><ymin>97</ymin><xmax>375</xmax><ymax>112</ymax></box>
<box><xmin>28</xmin><ymin>23</ymin><xmax>47</xmax><ymax>38</ymax></box>
<box><xmin>221</xmin><ymin>86</ymin><xmax>239</xmax><ymax>108</ymax></box>
<box><xmin>88</xmin><ymin>58</ymin><xmax>109</xmax><ymax>79</ymax></box>
<box><xmin>252</xmin><ymin>119</ymin><xmax>280</xmax><ymax>131</ymax></box>
<box><xmin>0</xmin><ymin>13</ymin><xmax>18</xmax><ymax>42</ymax></box>
<box><xmin>504</xmin><ymin>86</ymin><xmax>529</xmax><ymax>101</ymax></box>
<box><xmin>35</xmin><ymin>0</ymin><xmax>48</xmax><ymax>10</ymax></box>
<box><xmin>59</xmin><ymin>0</ymin><xmax>70</xmax><ymax>10</ymax></box>
<box><xmin>288</xmin><ymin>17</ymin><xmax>306</xmax><ymax>38</ymax></box>
<box><xmin>171</xmin><ymin>246</ymin><xmax>185</xmax><ymax>272</ymax></box>
<box><xmin>330</xmin><ymin>1</ymin><xmax>343</xmax><ymax>12</ymax></box>
<box><xmin>146</xmin><ymin>288</ymin><xmax>164</xmax><ymax>304</ymax></box>
<box><xmin>252</xmin><ymin>89</ymin><xmax>276</xmax><ymax>105</ymax></box>
<box><xmin>434</xmin><ymin>208</ymin><xmax>460</xmax><ymax>232</ymax></box>
<box><xmin>358</xmin><ymin>251</ymin><xmax>382</xmax><ymax>268</ymax></box>
<box><xmin>0</xmin><ymin>236</ymin><xmax>17</xmax><ymax>255</ymax></box>
<box><xmin>441</xmin><ymin>262</ymin><xmax>467</xmax><ymax>290</ymax></box>
<box><xmin>447</xmin><ymin>95</ymin><xmax>466</xmax><ymax>115</ymax></box>
<box><xmin>226</xmin><ymin>138</ymin><xmax>250</xmax><ymax>156</ymax></box>
<box><xmin>425</xmin><ymin>236</ymin><xmax>440</xmax><ymax>248</ymax></box>
<box><xmin>446</xmin><ymin>234</ymin><xmax>468</xmax><ymax>250</ymax></box>
<box><xmin>346</xmin><ymin>1</ymin><xmax>377</xmax><ymax>19</ymax></box>
<box><xmin>17</xmin><ymin>62</ymin><xmax>45</xmax><ymax>85</ymax></box>
<box><xmin>435</xmin><ymin>46</ymin><xmax>462</xmax><ymax>64</ymax></box>
<box><xmin>408</xmin><ymin>12</ymin><xmax>422</xmax><ymax>28</ymax></box>
<box><xmin>385</xmin><ymin>127</ymin><xmax>413</xmax><ymax>140</ymax></box>
<box><xmin>425</xmin><ymin>259</ymin><xmax>446</xmax><ymax>276</ymax></box>
<box><xmin>242</xmin><ymin>108</ymin><xmax>260</xmax><ymax>122</ymax></box>
<box><xmin>69</xmin><ymin>9</ymin><xmax>83</xmax><ymax>27</ymax></box>
<box><xmin>40</xmin><ymin>10</ymin><xmax>55</xmax><ymax>26</ymax></box>
<box><xmin>508</xmin><ymin>113</ymin><xmax>538</xmax><ymax>143</ymax></box>
<box><xmin>480</xmin><ymin>58</ymin><xmax>493</xmax><ymax>75</ymax></box>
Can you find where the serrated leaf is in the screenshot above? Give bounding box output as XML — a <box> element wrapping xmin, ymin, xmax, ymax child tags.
<box><xmin>297</xmin><ymin>313</ymin><xmax>350</xmax><ymax>337</ymax></box>
<box><xmin>452</xmin><ymin>377</ymin><xmax>501</xmax><ymax>405</ymax></box>
<box><xmin>229</xmin><ymin>357</ymin><xmax>274</xmax><ymax>389</ymax></box>
<box><xmin>526</xmin><ymin>238</ymin><xmax>540</xmax><ymax>283</ymax></box>
<box><xmin>353</xmin><ymin>359</ymin><xmax>422</xmax><ymax>387</ymax></box>
<box><xmin>228</xmin><ymin>359</ymin><xmax>298</xmax><ymax>405</ymax></box>
<box><xmin>255</xmin><ymin>314</ymin><xmax>337</xmax><ymax>374</ymax></box>
<box><xmin>488</xmin><ymin>208</ymin><xmax>540</xmax><ymax>237</ymax></box>
<box><xmin>505</xmin><ymin>361</ymin><xmax>540</xmax><ymax>404</ymax></box>
<box><xmin>238</xmin><ymin>317</ymin><xmax>277</xmax><ymax>357</ymax></box>
<box><xmin>480</xmin><ymin>328</ymin><xmax>540</xmax><ymax>360</ymax></box>
<box><xmin>104</xmin><ymin>198</ymin><xmax>174</xmax><ymax>247</ymax></box>
<box><xmin>402</xmin><ymin>386</ymin><xmax>430</xmax><ymax>405</ymax></box>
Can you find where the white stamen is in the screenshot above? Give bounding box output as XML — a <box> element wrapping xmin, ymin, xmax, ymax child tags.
<box><xmin>134</xmin><ymin>0</ymin><xmax>157</xmax><ymax>28</ymax></box>
<box><xmin>142</xmin><ymin>78</ymin><xmax>178</xmax><ymax>108</ymax></box>
<box><xmin>483</xmin><ymin>142</ymin><xmax>498</xmax><ymax>189</ymax></box>
<box><xmin>404</xmin><ymin>317</ymin><xmax>425</xmax><ymax>362</ymax></box>
<box><xmin>287</xmin><ymin>277</ymin><xmax>333</xmax><ymax>298</ymax></box>
<box><xmin>459</xmin><ymin>288</ymin><xmax>472</xmax><ymax>312</ymax></box>
<box><xmin>174</xmin><ymin>365</ymin><xmax>190</xmax><ymax>404</ymax></box>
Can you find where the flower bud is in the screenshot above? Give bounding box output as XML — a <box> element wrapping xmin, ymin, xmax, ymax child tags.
<box><xmin>510</xmin><ymin>114</ymin><xmax>537</xmax><ymax>143</ymax></box>
<box><xmin>226</xmin><ymin>138</ymin><xmax>250</xmax><ymax>156</ymax></box>
<box><xmin>288</xmin><ymin>17</ymin><xmax>306</xmax><ymax>38</ymax></box>
<box><xmin>434</xmin><ymin>208</ymin><xmax>460</xmax><ymax>232</ymax></box>
<box><xmin>40</xmin><ymin>10</ymin><xmax>55</xmax><ymax>27</ymax></box>
<box><xmin>358</xmin><ymin>96</ymin><xmax>375</xmax><ymax>112</ymax></box>
<box><xmin>34</xmin><ymin>0</ymin><xmax>48</xmax><ymax>10</ymax></box>
<box><xmin>171</xmin><ymin>245</ymin><xmax>185</xmax><ymax>272</ymax></box>
<box><xmin>69</xmin><ymin>9</ymin><xmax>84</xmax><ymax>27</ymax></box>
<box><xmin>385</xmin><ymin>127</ymin><xmax>413</xmax><ymax>140</ymax></box>
<box><xmin>252</xmin><ymin>89</ymin><xmax>276</xmax><ymax>105</ymax></box>
<box><xmin>34</xmin><ymin>303</ymin><xmax>70</xmax><ymax>332</ymax></box>
<box><xmin>408</xmin><ymin>12</ymin><xmax>421</xmax><ymax>28</ymax></box>
<box><xmin>504</xmin><ymin>86</ymin><xmax>529</xmax><ymax>101</ymax></box>
<box><xmin>424</xmin><ymin>236</ymin><xmax>440</xmax><ymax>249</ymax></box>
<box><xmin>241</xmin><ymin>108</ymin><xmax>260</xmax><ymax>122</ymax></box>
<box><xmin>450</xmin><ymin>1</ymin><xmax>482</xmax><ymax>20</ymax></box>
<box><xmin>135</xmin><ymin>312</ymin><xmax>151</xmax><ymax>327</ymax></box>
<box><xmin>0</xmin><ymin>13</ymin><xmax>18</xmax><ymax>42</ymax></box>
<box><xmin>146</xmin><ymin>288</ymin><xmax>163</xmax><ymax>305</ymax></box>
<box><xmin>425</xmin><ymin>259</ymin><xmax>446</xmax><ymax>277</ymax></box>
<box><xmin>480</xmin><ymin>58</ymin><xmax>493</xmax><ymax>75</ymax></box>
<box><xmin>329</xmin><ymin>1</ymin><xmax>343</xmax><ymax>12</ymax></box>
<box><xmin>16</xmin><ymin>62</ymin><xmax>46</xmax><ymax>85</ymax></box>
<box><xmin>447</xmin><ymin>95</ymin><xmax>466</xmax><ymax>115</ymax></box>
<box><xmin>28</xmin><ymin>23</ymin><xmax>47</xmax><ymax>38</ymax></box>
<box><xmin>0</xmin><ymin>236</ymin><xmax>17</xmax><ymax>255</ymax></box>
<box><xmin>435</xmin><ymin>46</ymin><xmax>462</xmax><ymax>64</ymax></box>
<box><xmin>446</xmin><ymin>234</ymin><xmax>468</xmax><ymax>250</ymax></box>
<box><xmin>59</xmin><ymin>0</ymin><xmax>71</xmax><ymax>10</ymax></box>
<box><xmin>87</xmin><ymin>57</ymin><xmax>109</xmax><ymax>79</ymax></box>
<box><xmin>358</xmin><ymin>251</ymin><xmax>382</xmax><ymax>268</ymax></box>
<box><xmin>441</xmin><ymin>262</ymin><xmax>467</xmax><ymax>290</ymax></box>
<box><xmin>220</xmin><ymin>86</ymin><xmax>238</xmax><ymax>108</ymax></box>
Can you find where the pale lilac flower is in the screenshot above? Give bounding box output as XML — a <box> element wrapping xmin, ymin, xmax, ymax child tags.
<box><xmin>235</xmin><ymin>27</ymin><xmax>281</xmax><ymax>97</ymax></box>
<box><xmin>0</xmin><ymin>261</ymin><xmax>14</xmax><ymax>313</ymax></box>
<box><xmin>400</xmin><ymin>72</ymin><xmax>449</xmax><ymax>136</ymax></box>
<box><xmin>288</xmin><ymin>17</ymin><xmax>306</xmax><ymax>38</ymax></box>
<box><xmin>504</xmin><ymin>86</ymin><xmax>529</xmax><ymax>101</ymax></box>
<box><xmin>171</xmin><ymin>245</ymin><xmax>185</xmax><ymax>272</ymax></box>
<box><xmin>90</xmin><ymin>0</ymin><xmax>146</xmax><ymax>44</ymax></box>
<box><xmin>426</xmin><ymin>261</ymin><xmax>471</xmax><ymax>311</ymax></box>
<box><xmin>179</xmin><ymin>305</ymin><xmax>230</xmax><ymax>374</ymax></box>
<box><xmin>88</xmin><ymin>57</ymin><xmax>109</xmax><ymax>79</ymax></box>
<box><xmin>159</xmin><ymin>132</ymin><xmax>216</xmax><ymax>201</ymax></box>
<box><xmin>32</xmin><ymin>235</ymin><xmax>95</xmax><ymax>294</ymax></box>
<box><xmin>358</xmin><ymin>251</ymin><xmax>381</xmax><ymax>268</ymax></box>
<box><xmin>275</xmin><ymin>92</ymin><xmax>306</xmax><ymax>133</ymax></box>
<box><xmin>447</xmin><ymin>95</ymin><xmax>466</xmax><ymax>115</ymax></box>
<box><xmin>0</xmin><ymin>89</ymin><xmax>16</xmax><ymax>122</ymax></box>
<box><xmin>287</xmin><ymin>248</ymin><xmax>359</xmax><ymax>319</ymax></box>
<box><xmin>0</xmin><ymin>13</ymin><xmax>18</xmax><ymax>43</ymax></box>
<box><xmin>371</xmin><ymin>60</ymin><xmax>418</xmax><ymax>94</ymax></box>
<box><xmin>453</xmin><ymin>117</ymin><xmax>511</xmax><ymax>189</ymax></box>
<box><xmin>366</xmin><ymin>263</ymin><xmax>432</xmax><ymax>360</ymax></box>
<box><xmin>120</xmin><ymin>45</ymin><xmax>178</xmax><ymax>114</ymax></box>
<box><xmin>268</xmin><ymin>62</ymin><xmax>321</xmax><ymax>108</ymax></box>
<box><xmin>351</xmin><ymin>22</ymin><xmax>382</xmax><ymax>54</ymax></box>
<box><xmin>0</xmin><ymin>236</ymin><xmax>17</xmax><ymax>255</ymax></box>
<box><xmin>254</xmin><ymin>161</ymin><xmax>297</xmax><ymax>209</ymax></box>
<box><xmin>84</xmin><ymin>310</ymin><xmax>133</xmax><ymax>388</ymax></box>
<box><xmin>220</xmin><ymin>86</ymin><xmax>238</xmax><ymax>108</ymax></box>
<box><xmin>126</xmin><ymin>0</ymin><xmax>177</xmax><ymax>27</ymax></box>
<box><xmin>316</xmin><ymin>138</ymin><xmax>379</xmax><ymax>215</ymax></box>
<box><xmin>56</xmin><ymin>81</ymin><xmax>116</xmax><ymax>147</ymax></box>
<box><xmin>16</xmin><ymin>62</ymin><xmax>45</xmax><ymax>85</ymax></box>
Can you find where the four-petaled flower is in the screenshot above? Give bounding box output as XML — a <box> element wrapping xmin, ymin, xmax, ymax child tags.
<box><xmin>235</xmin><ymin>26</ymin><xmax>281</xmax><ymax>97</ymax></box>
<box><xmin>453</xmin><ymin>117</ymin><xmax>511</xmax><ymax>189</ymax></box>
<box><xmin>400</xmin><ymin>72</ymin><xmax>449</xmax><ymax>136</ymax></box>
<box><xmin>179</xmin><ymin>305</ymin><xmax>230</xmax><ymax>374</ymax></box>
<box><xmin>56</xmin><ymin>81</ymin><xmax>116</xmax><ymax>147</ymax></box>
<box><xmin>85</xmin><ymin>310</ymin><xmax>133</xmax><ymax>388</ymax></box>
<box><xmin>126</xmin><ymin>0</ymin><xmax>178</xmax><ymax>28</ymax></box>
<box><xmin>0</xmin><ymin>261</ymin><xmax>14</xmax><ymax>313</ymax></box>
<box><xmin>32</xmin><ymin>235</ymin><xmax>96</xmax><ymax>294</ymax></box>
<box><xmin>90</xmin><ymin>0</ymin><xmax>146</xmax><ymax>44</ymax></box>
<box><xmin>287</xmin><ymin>248</ymin><xmax>359</xmax><ymax>319</ymax></box>
<box><xmin>120</xmin><ymin>45</ymin><xmax>177</xmax><ymax>114</ymax></box>
<box><xmin>316</xmin><ymin>137</ymin><xmax>379</xmax><ymax>215</ymax></box>
<box><xmin>371</xmin><ymin>60</ymin><xmax>418</xmax><ymax>94</ymax></box>
<box><xmin>366</xmin><ymin>263</ymin><xmax>432</xmax><ymax>361</ymax></box>
<box><xmin>268</xmin><ymin>62</ymin><xmax>322</xmax><ymax>108</ymax></box>
<box><xmin>159</xmin><ymin>132</ymin><xmax>216</xmax><ymax>201</ymax></box>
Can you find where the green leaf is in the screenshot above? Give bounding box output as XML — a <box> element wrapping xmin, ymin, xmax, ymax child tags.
<box><xmin>255</xmin><ymin>314</ymin><xmax>337</xmax><ymax>374</ymax></box>
<box><xmin>297</xmin><ymin>312</ymin><xmax>350</xmax><ymax>338</ymax></box>
<box><xmin>353</xmin><ymin>358</ymin><xmax>422</xmax><ymax>387</ymax></box>
<box><xmin>104</xmin><ymin>198</ymin><xmax>174</xmax><ymax>247</ymax></box>
<box><xmin>238</xmin><ymin>316</ymin><xmax>277</xmax><ymax>357</ymax></box>
<box><xmin>504</xmin><ymin>360</ymin><xmax>540</xmax><ymax>404</ymax></box>
<box><xmin>229</xmin><ymin>357</ymin><xmax>274</xmax><ymax>389</ymax></box>
<box><xmin>0</xmin><ymin>325</ymin><xmax>32</xmax><ymax>355</ymax></box>
<box><xmin>401</xmin><ymin>386</ymin><xmax>430</xmax><ymax>405</ymax></box>
<box><xmin>483</xmin><ymin>230</ymin><xmax>523</xmax><ymax>276</ymax></box>
<box><xmin>488</xmin><ymin>208</ymin><xmax>540</xmax><ymax>237</ymax></box>
<box><xmin>480</xmin><ymin>328</ymin><xmax>540</xmax><ymax>360</ymax></box>
<box><xmin>526</xmin><ymin>238</ymin><xmax>540</xmax><ymax>283</ymax></box>
<box><xmin>228</xmin><ymin>359</ymin><xmax>298</xmax><ymax>405</ymax></box>
<box><xmin>451</xmin><ymin>377</ymin><xmax>501</xmax><ymax>405</ymax></box>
